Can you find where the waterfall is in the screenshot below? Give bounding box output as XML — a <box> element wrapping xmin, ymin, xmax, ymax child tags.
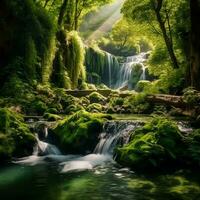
<box><xmin>33</xmin><ymin>134</ymin><xmax>61</xmax><ymax>156</ymax></box>
<box><xmin>15</xmin><ymin>120</ymin><xmax>143</xmax><ymax>171</ymax></box>
<box><xmin>106</xmin><ymin>52</ymin><xmax>113</xmax><ymax>88</ymax></box>
<box><xmin>94</xmin><ymin>121</ymin><xmax>142</xmax><ymax>155</ymax></box>
<box><xmin>140</xmin><ymin>63</ymin><xmax>146</xmax><ymax>81</ymax></box>
<box><xmin>85</xmin><ymin>47</ymin><xmax>120</xmax><ymax>88</ymax></box>
<box><xmin>116</xmin><ymin>52</ymin><xmax>148</xmax><ymax>89</ymax></box>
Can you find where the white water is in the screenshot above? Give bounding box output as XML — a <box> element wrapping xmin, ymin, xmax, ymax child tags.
<box><xmin>106</xmin><ymin>52</ymin><xmax>113</xmax><ymax>88</ymax></box>
<box><xmin>33</xmin><ymin>134</ymin><xmax>61</xmax><ymax>156</ymax></box>
<box><xmin>14</xmin><ymin>120</ymin><xmax>192</xmax><ymax>173</ymax></box>
<box><xmin>116</xmin><ymin>52</ymin><xmax>148</xmax><ymax>89</ymax></box>
<box><xmin>94</xmin><ymin>121</ymin><xmax>141</xmax><ymax>154</ymax></box>
<box><xmin>15</xmin><ymin>121</ymin><xmax>140</xmax><ymax>172</ymax></box>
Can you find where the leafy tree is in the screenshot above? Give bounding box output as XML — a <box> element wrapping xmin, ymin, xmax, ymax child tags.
<box><xmin>122</xmin><ymin>0</ymin><xmax>189</xmax><ymax>69</ymax></box>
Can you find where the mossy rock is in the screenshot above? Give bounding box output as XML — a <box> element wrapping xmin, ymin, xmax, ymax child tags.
<box><xmin>87</xmin><ymin>92</ymin><xmax>107</xmax><ymax>104</ymax></box>
<box><xmin>43</xmin><ymin>113</ymin><xmax>62</xmax><ymax>122</ymax></box>
<box><xmin>129</xmin><ymin>63</ymin><xmax>143</xmax><ymax>88</ymax></box>
<box><xmin>136</xmin><ymin>80</ymin><xmax>151</xmax><ymax>92</ymax></box>
<box><xmin>53</xmin><ymin>110</ymin><xmax>112</xmax><ymax>154</ymax></box>
<box><xmin>65</xmin><ymin>104</ymin><xmax>84</xmax><ymax>115</ymax></box>
<box><xmin>0</xmin><ymin>108</ymin><xmax>36</xmax><ymax>161</ymax></box>
<box><xmin>115</xmin><ymin>117</ymin><xmax>184</xmax><ymax>171</ymax></box>
<box><xmin>86</xmin><ymin>103</ymin><xmax>103</xmax><ymax>113</ymax></box>
<box><xmin>87</xmin><ymin>84</ymin><xmax>97</xmax><ymax>90</ymax></box>
<box><xmin>79</xmin><ymin>97</ymin><xmax>90</xmax><ymax>107</ymax></box>
<box><xmin>46</xmin><ymin>107</ymin><xmax>59</xmax><ymax>114</ymax></box>
<box><xmin>30</xmin><ymin>100</ymin><xmax>48</xmax><ymax>115</ymax></box>
<box><xmin>123</xmin><ymin>93</ymin><xmax>152</xmax><ymax>114</ymax></box>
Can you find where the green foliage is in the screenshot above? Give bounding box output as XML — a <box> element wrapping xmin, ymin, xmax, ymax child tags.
<box><xmin>43</xmin><ymin>112</ymin><xmax>62</xmax><ymax>121</ymax></box>
<box><xmin>0</xmin><ymin>0</ymin><xmax>56</xmax><ymax>93</ymax></box>
<box><xmin>116</xmin><ymin>116</ymin><xmax>183</xmax><ymax>171</ymax></box>
<box><xmin>148</xmin><ymin>45</ymin><xmax>185</xmax><ymax>93</ymax></box>
<box><xmin>86</xmin><ymin>103</ymin><xmax>103</xmax><ymax>113</ymax></box>
<box><xmin>85</xmin><ymin>45</ymin><xmax>120</xmax><ymax>86</ymax></box>
<box><xmin>121</xmin><ymin>0</ymin><xmax>189</xmax><ymax>93</ymax></box>
<box><xmin>51</xmin><ymin>50</ymin><xmax>72</xmax><ymax>89</ymax></box>
<box><xmin>183</xmin><ymin>87</ymin><xmax>200</xmax><ymax>106</ymax></box>
<box><xmin>53</xmin><ymin>110</ymin><xmax>111</xmax><ymax>154</ymax></box>
<box><xmin>87</xmin><ymin>92</ymin><xmax>106</xmax><ymax>104</ymax></box>
<box><xmin>0</xmin><ymin>108</ymin><xmax>36</xmax><ymax>161</ymax></box>
<box><xmin>66</xmin><ymin>31</ymin><xmax>86</xmax><ymax>88</ymax></box>
<box><xmin>129</xmin><ymin>63</ymin><xmax>143</xmax><ymax>88</ymax></box>
<box><xmin>136</xmin><ymin>80</ymin><xmax>151</xmax><ymax>92</ymax></box>
<box><xmin>98</xmin><ymin>19</ymin><xmax>151</xmax><ymax>57</ymax></box>
<box><xmin>124</xmin><ymin>93</ymin><xmax>152</xmax><ymax>114</ymax></box>
<box><xmin>0</xmin><ymin>74</ymin><xmax>32</xmax><ymax>98</ymax></box>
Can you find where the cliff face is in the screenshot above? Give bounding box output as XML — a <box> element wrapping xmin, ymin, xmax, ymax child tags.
<box><xmin>85</xmin><ymin>47</ymin><xmax>120</xmax><ymax>87</ymax></box>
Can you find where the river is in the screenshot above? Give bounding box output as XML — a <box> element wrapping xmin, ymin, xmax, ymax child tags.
<box><xmin>0</xmin><ymin>119</ymin><xmax>200</xmax><ymax>200</ymax></box>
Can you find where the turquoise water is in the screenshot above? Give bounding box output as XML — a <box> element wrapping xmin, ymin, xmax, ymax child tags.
<box><xmin>1</xmin><ymin>160</ymin><xmax>200</xmax><ymax>200</ymax></box>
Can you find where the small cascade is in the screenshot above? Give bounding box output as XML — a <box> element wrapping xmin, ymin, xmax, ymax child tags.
<box><xmin>33</xmin><ymin>134</ymin><xmax>61</xmax><ymax>156</ymax></box>
<box><xmin>85</xmin><ymin>47</ymin><xmax>120</xmax><ymax>88</ymax></box>
<box><xmin>116</xmin><ymin>52</ymin><xmax>149</xmax><ymax>89</ymax></box>
<box><xmin>44</xmin><ymin>126</ymin><xmax>48</xmax><ymax>138</ymax></box>
<box><xmin>94</xmin><ymin>121</ymin><xmax>142</xmax><ymax>155</ymax></box>
<box><xmin>140</xmin><ymin>63</ymin><xmax>146</xmax><ymax>81</ymax></box>
<box><xmin>106</xmin><ymin>52</ymin><xmax>113</xmax><ymax>88</ymax></box>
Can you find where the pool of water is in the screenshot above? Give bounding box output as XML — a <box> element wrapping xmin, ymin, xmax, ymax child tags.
<box><xmin>1</xmin><ymin>156</ymin><xmax>200</xmax><ymax>200</ymax></box>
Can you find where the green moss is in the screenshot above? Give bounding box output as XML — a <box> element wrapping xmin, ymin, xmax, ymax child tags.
<box><xmin>129</xmin><ymin>63</ymin><xmax>143</xmax><ymax>88</ymax></box>
<box><xmin>136</xmin><ymin>80</ymin><xmax>152</xmax><ymax>92</ymax></box>
<box><xmin>87</xmin><ymin>92</ymin><xmax>106</xmax><ymax>104</ymax></box>
<box><xmin>128</xmin><ymin>179</ymin><xmax>156</xmax><ymax>193</ymax></box>
<box><xmin>124</xmin><ymin>93</ymin><xmax>152</xmax><ymax>114</ymax></box>
<box><xmin>115</xmin><ymin>116</ymin><xmax>184</xmax><ymax>171</ymax></box>
<box><xmin>66</xmin><ymin>31</ymin><xmax>86</xmax><ymax>89</ymax></box>
<box><xmin>0</xmin><ymin>0</ymin><xmax>56</xmax><ymax>93</ymax></box>
<box><xmin>53</xmin><ymin>110</ymin><xmax>111</xmax><ymax>154</ymax></box>
<box><xmin>43</xmin><ymin>113</ymin><xmax>62</xmax><ymax>122</ymax></box>
<box><xmin>51</xmin><ymin>50</ymin><xmax>72</xmax><ymax>89</ymax></box>
<box><xmin>0</xmin><ymin>108</ymin><xmax>36</xmax><ymax>161</ymax></box>
<box><xmin>31</xmin><ymin>100</ymin><xmax>48</xmax><ymax>115</ymax></box>
<box><xmin>86</xmin><ymin>103</ymin><xmax>103</xmax><ymax>113</ymax></box>
<box><xmin>169</xmin><ymin>176</ymin><xmax>200</xmax><ymax>200</ymax></box>
<box><xmin>79</xmin><ymin>97</ymin><xmax>90</xmax><ymax>108</ymax></box>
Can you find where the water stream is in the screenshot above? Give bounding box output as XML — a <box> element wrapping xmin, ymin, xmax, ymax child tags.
<box><xmin>116</xmin><ymin>52</ymin><xmax>148</xmax><ymax>89</ymax></box>
<box><xmin>1</xmin><ymin>120</ymin><xmax>200</xmax><ymax>200</ymax></box>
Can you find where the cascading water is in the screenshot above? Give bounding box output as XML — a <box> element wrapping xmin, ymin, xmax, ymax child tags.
<box><xmin>14</xmin><ymin>119</ymin><xmax>191</xmax><ymax>173</ymax></box>
<box><xmin>33</xmin><ymin>133</ymin><xmax>61</xmax><ymax>156</ymax></box>
<box><xmin>116</xmin><ymin>52</ymin><xmax>149</xmax><ymax>89</ymax></box>
<box><xmin>15</xmin><ymin>120</ymin><xmax>142</xmax><ymax>170</ymax></box>
<box><xmin>106</xmin><ymin>52</ymin><xmax>113</xmax><ymax>88</ymax></box>
<box><xmin>94</xmin><ymin>121</ymin><xmax>142</xmax><ymax>155</ymax></box>
<box><xmin>61</xmin><ymin>120</ymin><xmax>142</xmax><ymax>173</ymax></box>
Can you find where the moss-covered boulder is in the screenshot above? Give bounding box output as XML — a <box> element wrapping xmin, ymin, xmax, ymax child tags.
<box><xmin>86</xmin><ymin>103</ymin><xmax>103</xmax><ymax>113</ymax></box>
<box><xmin>136</xmin><ymin>80</ymin><xmax>151</xmax><ymax>92</ymax></box>
<box><xmin>53</xmin><ymin>110</ymin><xmax>111</xmax><ymax>154</ymax></box>
<box><xmin>0</xmin><ymin>108</ymin><xmax>36</xmax><ymax>161</ymax></box>
<box><xmin>87</xmin><ymin>92</ymin><xmax>106</xmax><ymax>104</ymax></box>
<box><xmin>115</xmin><ymin>117</ymin><xmax>184</xmax><ymax>171</ymax></box>
<box><xmin>43</xmin><ymin>113</ymin><xmax>62</xmax><ymax>122</ymax></box>
<box><xmin>129</xmin><ymin>63</ymin><xmax>143</xmax><ymax>88</ymax></box>
<box><xmin>123</xmin><ymin>93</ymin><xmax>152</xmax><ymax>114</ymax></box>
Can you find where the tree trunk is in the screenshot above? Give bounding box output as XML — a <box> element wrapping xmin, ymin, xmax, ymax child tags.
<box><xmin>153</xmin><ymin>0</ymin><xmax>179</xmax><ymax>69</ymax></box>
<box><xmin>190</xmin><ymin>0</ymin><xmax>200</xmax><ymax>89</ymax></box>
<box><xmin>58</xmin><ymin>0</ymin><xmax>69</xmax><ymax>26</ymax></box>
